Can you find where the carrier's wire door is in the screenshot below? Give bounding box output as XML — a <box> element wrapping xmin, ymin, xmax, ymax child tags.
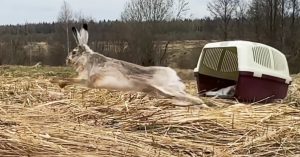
<box><xmin>199</xmin><ymin>47</ymin><xmax>239</xmax><ymax>81</ymax></box>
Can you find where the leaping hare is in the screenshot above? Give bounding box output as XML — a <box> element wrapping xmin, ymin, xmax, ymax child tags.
<box><xmin>51</xmin><ymin>24</ymin><xmax>204</xmax><ymax>106</ymax></box>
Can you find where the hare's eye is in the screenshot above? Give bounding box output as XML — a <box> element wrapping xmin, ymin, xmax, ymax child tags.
<box><xmin>72</xmin><ymin>51</ymin><xmax>77</xmax><ymax>55</ymax></box>
<box><xmin>78</xmin><ymin>46</ymin><xmax>85</xmax><ymax>51</ymax></box>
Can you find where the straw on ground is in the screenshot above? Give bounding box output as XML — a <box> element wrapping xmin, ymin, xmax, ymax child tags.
<box><xmin>0</xmin><ymin>66</ymin><xmax>299</xmax><ymax>156</ymax></box>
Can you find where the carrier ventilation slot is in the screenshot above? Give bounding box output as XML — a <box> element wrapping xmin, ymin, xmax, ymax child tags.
<box><xmin>272</xmin><ymin>50</ymin><xmax>286</xmax><ymax>71</ymax></box>
<box><xmin>252</xmin><ymin>46</ymin><xmax>272</xmax><ymax>68</ymax></box>
<box><xmin>220</xmin><ymin>50</ymin><xmax>238</xmax><ymax>72</ymax></box>
<box><xmin>202</xmin><ymin>48</ymin><xmax>222</xmax><ymax>71</ymax></box>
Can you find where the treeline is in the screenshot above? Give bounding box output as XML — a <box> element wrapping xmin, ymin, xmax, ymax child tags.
<box><xmin>0</xmin><ymin>20</ymin><xmax>214</xmax><ymax>66</ymax></box>
<box><xmin>0</xmin><ymin>0</ymin><xmax>300</xmax><ymax>73</ymax></box>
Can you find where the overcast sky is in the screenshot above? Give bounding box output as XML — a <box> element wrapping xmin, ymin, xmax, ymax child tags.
<box><xmin>0</xmin><ymin>0</ymin><xmax>210</xmax><ymax>25</ymax></box>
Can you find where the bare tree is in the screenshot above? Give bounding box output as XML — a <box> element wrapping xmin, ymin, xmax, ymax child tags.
<box><xmin>266</xmin><ymin>0</ymin><xmax>281</xmax><ymax>41</ymax></box>
<box><xmin>121</xmin><ymin>0</ymin><xmax>189</xmax><ymax>22</ymax></box>
<box><xmin>175</xmin><ymin>0</ymin><xmax>190</xmax><ymax>19</ymax></box>
<box><xmin>207</xmin><ymin>0</ymin><xmax>239</xmax><ymax>40</ymax></box>
<box><xmin>121</xmin><ymin>0</ymin><xmax>190</xmax><ymax>66</ymax></box>
<box><xmin>285</xmin><ymin>0</ymin><xmax>300</xmax><ymax>56</ymax></box>
<box><xmin>235</xmin><ymin>0</ymin><xmax>248</xmax><ymax>38</ymax></box>
<box><xmin>279</xmin><ymin>0</ymin><xmax>288</xmax><ymax>50</ymax></box>
<box><xmin>121</xmin><ymin>0</ymin><xmax>173</xmax><ymax>21</ymax></box>
<box><xmin>288</xmin><ymin>0</ymin><xmax>299</xmax><ymax>28</ymax></box>
<box><xmin>57</xmin><ymin>1</ymin><xmax>73</xmax><ymax>53</ymax></box>
<box><xmin>74</xmin><ymin>11</ymin><xmax>95</xmax><ymax>23</ymax></box>
<box><xmin>248</xmin><ymin>0</ymin><xmax>262</xmax><ymax>41</ymax></box>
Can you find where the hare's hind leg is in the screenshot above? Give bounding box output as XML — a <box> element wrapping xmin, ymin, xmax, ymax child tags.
<box><xmin>141</xmin><ymin>85</ymin><xmax>175</xmax><ymax>99</ymax></box>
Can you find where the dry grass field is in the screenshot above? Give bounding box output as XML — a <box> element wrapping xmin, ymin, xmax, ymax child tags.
<box><xmin>0</xmin><ymin>66</ymin><xmax>300</xmax><ymax>157</ymax></box>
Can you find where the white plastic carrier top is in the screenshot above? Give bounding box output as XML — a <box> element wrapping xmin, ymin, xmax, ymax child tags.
<box><xmin>194</xmin><ymin>40</ymin><xmax>292</xmax><ymax>84</ymax></box>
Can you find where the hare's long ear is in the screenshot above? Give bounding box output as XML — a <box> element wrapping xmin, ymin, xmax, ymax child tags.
<box><xmin>72</xmin><ymin>27</ymin><xmax>80</xmax><ymax>45</ymax></box>
<box><xmin>79</xmin><ymin>23</ymin><xmax>89</xmax><ymax>45</ymax></box>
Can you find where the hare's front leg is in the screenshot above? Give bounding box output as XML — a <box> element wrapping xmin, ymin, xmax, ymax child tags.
<box><xmin>50</xmin><ymin>78</ymin><xmax>87</xmax><ymax>88</ymax></box>
<box><xmin>50</xmin><ymin>73</ymin><xmax>101</xmax><ymax>89</ymax></box>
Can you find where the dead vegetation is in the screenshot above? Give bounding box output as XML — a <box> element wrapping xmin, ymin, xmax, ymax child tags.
<box><xmin>0</xmin><ymin>66</ymin><xmax>300</xmax><ymax>156</ymax></box>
